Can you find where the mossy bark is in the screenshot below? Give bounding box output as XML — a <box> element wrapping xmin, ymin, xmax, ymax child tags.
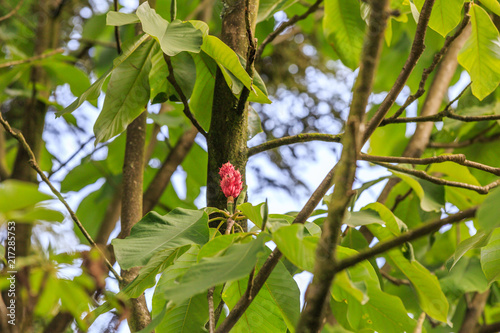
<box><xmin>207</xmin><ymin>0</ymin><xmax>259</xmax><ymax>232</ymax></box>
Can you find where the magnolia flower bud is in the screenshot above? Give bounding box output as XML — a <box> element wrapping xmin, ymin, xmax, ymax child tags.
<box><xmin>219</xmin><ymin>162</ymin><xmax>243</xmax><ymax>199</ymax></box>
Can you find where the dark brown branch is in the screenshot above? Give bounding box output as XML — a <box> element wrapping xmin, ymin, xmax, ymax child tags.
<box><xmin>113</xmin><ymin>0</ymin><xmax>122</xmax><ymax>54</ymax></box>
<box><xmin>336</xmin><ymin>208</ymin><xmax>477</xmax><ymax>272</ymax></box>
<box><xmin>372</xmin><ymin>161</ymin><xmax>500</xmax><ymax>194</ymax></box>
<box><xmin>363</xmin><ymin>0</ymin><xmax>436</xmax><ymax>143</ymax></box>
<box><xmin>479</xmin><ymin>322</ymin><xmax>500</xmax><ymax>333</ymax></box>
<box><xmin>207</xmin><ymin>287</ymin><xmax>216</xmax><ymax>333</ymax></box>
<box><xmin>256</xmin><ymin>0</ymin><xmax>323</xmax><ymax>61</ymax></box>
<box><xmin>164</xmin><ymin>55</ymin><xmax>208</xmax><ymax>137</ymax></box>
<box><xmin>297</xmin><ymin>0</ymin><xmax>390</xmax><ymax>330</ymax></box>
<box><xmin>0</xmin><ymin>112</ymin><xmax>122</xmax><ymax>281</ymax></box>
<box><xmin>387</xmin><ymin>3</ymin><xmax>471</xmax><ymax>120</ymax></box>
<box><xmin>361</xmin><ymin>153</ymin><xmax>500</xmax><ymax>176</ymax></box>
<box><xmin>248</xmin><ymin>133</ymin><xmax>342</xmax><ymax>156</ymax></box>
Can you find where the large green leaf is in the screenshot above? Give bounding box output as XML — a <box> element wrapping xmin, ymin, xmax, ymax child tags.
<box><xmin>414</xmin><ymin>0</ymin><xmax>463</xmax><ymax>37</ymax></box>
<box><xmin>94</xmin><ymin>39</ymin><xmax>155</xmax><ymax>143</ymax></box>
<box><xmin>451</xmin><ymin>230</ymin><xmax>491</xmax><ymax>269</ymax></box>
<box><xmin>480</xmin><ymin>0</ymin><xmax>500</xmax><ymax>17</ymax></box>
<box><xmin>0</xmin><ymin>180</ymin><xmax>63</xmax><ymax>224</ymax></box>
<box><xmin>368</xmin><ymin>224</ymin><xmax>450</xmax><ymax>323</ymax></box>
<box><xmin>323</xmin><ymin>0</ymin><xmax>366</xmax><ymax>70</ymax></box>
<box><xmin>158</xmin><ymin>234</ymin><xmax>269</xmax><ymax>304</ymax></box>
<box><xmin>458</xmin><ymin>4</ymin><xmax>500</xmax><ymax>100</ymax></box>
<box><xmin>189</xmin><ymin>51</ymin><xmax>217</xmax><ymax>131</ymax></box>
<box><xmin>362</xmin><ymin>202</ymin><xmax>407</xmax><ymax>235</ymax></box>
<box><xmin>106</xmin><ymin>12</ymin><xmax>139</xmax><ymax>26</ymax></box>
<box><xmin>257</xmin><ymin>0</ymin><xmax>297</xmax><ymax>22</ymax></box>
<box><xmin>481</xmin><ymin>228</ymin><xmax>500</xmax><ymax>282</ymax></box>
<box><xmin>272</xmin><ymin>224</ymin><xmax>317</xmax><ymax>272</ymax></box>
<box><xmin>224</xmin><ymin>247</ymin><xmax>300</xmax><ymax>333</ymax></box>
<box><xmin>136</xmin><ymin>2</ymin><xmax>203</xmax><ymax>56</ymax></box>
<box><xmin>152</xmin><ymin>246</ymin><xmax>211</xmax><ymax>333</ymax></box>
<box><xmin>60</xmin><ymin>160</ymin><xmax>107</xmax><ymax>193</ymax></box>
<box><xmin>42</xmin><ymin>60</ymin><xmax>91</xmax><ymax>96</ymax></box>
<box><xmin>122</xmin><ymin>246</ymin><xmax>190</xmax><ymax>298</ymax></box>
<box><xmin>477</xmin><ymin>188</ymin><xmax>500</xmax><ymax>230</ymax></box>
<box><xmin>57</xmin><ymin>34</ymin><xmax>150</xmax><ymax>116</ymax></box>
<box><xmin>201</xmin><ymin>35</ymin><xmax>271</xmax><ymax>103</ymax></box>
<box><xmin>112</xmin><ymin>208</ymin><xmax>209</xmax><ymax>270</ymax></box>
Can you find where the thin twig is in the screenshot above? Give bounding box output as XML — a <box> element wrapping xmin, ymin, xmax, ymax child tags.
<box><xmin>0</xmin><ymin>48</ymin><xmax>64</xmax><ymax>69</ymax></box>
<box><xmin>48</xmin><ymin>136</ymin><xmax>95</xmax><ymax>178</ymax></box>
<box><xmin>361</xmin><ymin>153</ymin><xmax>500</xmax><ymax>176</ymax></box>
<box><xmin>363</xmin><ymin>0</ymin><xmax>436</xmax><ymax>143</ymax></box>
<box><xmin>387</xmin><ymin>3</ymin><xmax>471</xmax><ymax>120</ymax></box>
<box><xmin>0</xmin><ymin>0</ymin><xmax>23</xmax><ymax>22</ymax></box>
<box><xmin>207</xmin><ymin>287</ymin><xmax>216</xmax><ymax>333</ymax></box>
<box><xmin>381</xmin><ymin>270</ymin><xmax>411</xmax><ymax>286</ymax></box>
<box><xmin>373</xmin><ymin>161</ymin><xmax>500</xmax><ymax>194</ymax></box>
<box><xmin>113</xmin><ymin>0</ymin><xmax>122</xmax><ymax>54</ymax></box>
<box><xmin>163</xmin><ymin>55</ymin><xmax>208</xmax><ymax>137</ymax></box>
<box><xmin>256</xmin><ymin>0</ymin><xmax>323</xmax><ymax>61</ymax></box>
<box><xmin>248</xmin><ymin>133</ymin><xmax>342</xmax><ymax>156</ymax></box>
<box><xmin>0</xmin><ymin>112</ymin><xmax>122</xmax><ymax>282</ymax></box>
<box><xmin>428</xmin><ymin>132</ymin><xmax>500</xmax><ymax>149</ymax></box>
<box><xmin>335</xmin><ymin>208</ymin><xmax>477</xmax><ymax>272</ymax></box>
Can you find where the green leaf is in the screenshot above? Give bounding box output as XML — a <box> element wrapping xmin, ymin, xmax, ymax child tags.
<box><xmin>112</xmin><ymin>208</ymin><xmax>209</xmax><ymax>270</ymax></box>
<box><xmin>362</xmin><ymin>202</ymin><xmax>407</xmax><ymax>235</ymax></box>
<box><xmin>442</xmin><ymin>257</ymin><xmax>489</xmax><ymax>297</ymax></box>
<box><xmin>477</xmin><ymin>188</ymin><xmax>500</xmax><ymax>230</ymax></box>
<box><xmin>136</xmin><ymin>3</ymin><xmax>203</xmax><ymax>56</ymax></box>
<box><xmin>481</xmin><ymin>228</ymin><xmax>500</xmax><ymax>282</ymax></box>
<box><xmin>368</xmin><ymin>224</ymin><xmax>450</xmax><ymax>323</ymax></box>
<box><xmin>391</xmin><ymin>171</ymin><xmax>445</xmax><ymax>212</ymax></box>
<box><xmin>451</xmin><ymin>230</ymin><xmax>491</xmax><ymax>270</ymax></box>
<box><xmin>258</xmin><ymin>0</ymin><xmax>297</xmax><ymax>22</ymax></box>
<box><xmin>42</xmin><ymin>60</ymin><xmax>91</xmax><ymax>96</ymax></box>
<box><xmin>414</xmin><ymin>0</ymin><xmax>463</xmax><ymax>37</ymax></box>
<box><xmin>57</xmin><ymin>34</ymin><xmax>150</xmax><ymax>116</ymax></box>
<box><xmin>323</xmin><ymin>0</ymin><xmax>366</xmax><ymax>69</ymax></box>
<box><xmin>272</xmin><ymin>224</ymin><xmax>317</xmax><ymax>272</ymax></box>
<box><xmin>159</xmin><ymin>234</ymin><xmax>269</xmax><ymax>304</ymax></box>
<box><xmin>122</xmin><ymin>245</ymin><xmax>189</xmax><ymax>298</ymax></box>
<box><xmin>458</xmin><ymin>4</ymin><xmax>500</xmax><ymax>100</ymax></box>
<box><xmin>248</xmin><ymin>106</ymin><xmax>263</xmax><ymax>140</ymax></box>
<box><xmin>106</xmin><ymin>12</ymin><xmax>139</xmax><ymax>26</ymax></box>
<box><xmin>224</xmin><ymin>247</ymin><xmax>300</xmax><ymax>333</ymax></box>
<box><xmin>94</xmin><ymin>39</ymin><xmax>155</xmax><ymax>143</ymax></box>
<box><xmin>60</xmin><ymin>160</ymin><xmax>106</xmax><ymax>193</ymax></box>
<box><xmin>344</xmin><ymin>210</ymin><xmax>385</xmax><ymax>228</ymax></box>
<box><xmin>0</xmin><ymin>180</ymin><xmax>52</xmax><ymax>213</ymax></box>
<box><xmin>237</xmin><ymin>202</ymin><xmax>265</xmax><ymax>229</ymax></box>
<box><xmin>74</xmin><ymin>185</ymin><xmax>113</xmax><ymax>243</ymax></box>
<box><xmin>189</xmin><ymin>51</ymin><xmax>217</xmax><ymax>131</ymax></box>
<box><xmin>480</xmin><ymin>0</ymin><xmax>500</xmax><ymax>17</ymax></box>
<box><xmin>201</xmin><ymin>36</ymin><xmax>271</xmax><ymax>103</ymax></box>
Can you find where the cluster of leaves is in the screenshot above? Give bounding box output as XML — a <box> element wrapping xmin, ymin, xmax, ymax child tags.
<box><xmin>1</xmin><ymin>0</ymin><xmax>500</xmax><ymax>332</ymax></box>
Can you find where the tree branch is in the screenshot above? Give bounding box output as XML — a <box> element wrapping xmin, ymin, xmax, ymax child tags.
<box><xmin>248</xmin><ymin>133</ymin><xmax>342</xmax><ymax>156</ymax></box>
<box><xmin>428</xmin><ymin>132</ymin><xmax>500</xmax><ymax>149</ymax></box>
<box><xmin>459</xmin><ymin>291</ymin><xmax>490</xmax><ymax>333</ymax></box>
<box><xmin>372</xmin><ymin>161</ymin><xmax>500</xmax><ymax>194</ymax></box>
<box><xmin>297</xmin><ymin>0</ymin><xmax>390</xmax><ymax>330</ymax></box>
<box><xmin>479</xmin><ymin>322</ymin><xmax>500</xmax><ymax>333</ymax></box>
<box><xmin>164</xmin><ymin>55</ymin><xmax>208</xmax><ymax>137</ymax></box>
<box><xmin>0</xmin><ymin>0</ymin><xmax>23</xmax><ymax>22</ymax></box>
<box><xmin>256</xmin><ymin>0</ymin><xmax>323</xmax><ymax>61</ymax></box>
<box><xmin>363</xmin><ymin>0</ymin><xmax>436</xmax><ymax>143</ymax></box>
<box><xmin>48</xmin><ymin>136</ymin><xmax>95</xmax><ymax>178</ymax></box>
<box><xmin>336</xmin><ymin>208</ymin><xmax>477</xmax><ymax>272</ymax></box>
<box><xmin>0</xmin><ymin>112</ymin><xmax>122</xmax><ymax>281</ymax></box>
<box><xmin>387</xmin><ymin>2</ymin><xmax>471</xmax><ymax>120</ymax></box>
<box><xmin>380</xmin><ymin>270</ymin><xmax>411</xmax><ymax>286</ymax></box>
<box><xmin>113</xmin><ymin>0</ymin><xmax>122</xmax><ymax>54</ymax></box>
<box><xmin>360</xmin><ymin>153</ymin><xmax>500</xmax><ymax>176</ymax></box>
